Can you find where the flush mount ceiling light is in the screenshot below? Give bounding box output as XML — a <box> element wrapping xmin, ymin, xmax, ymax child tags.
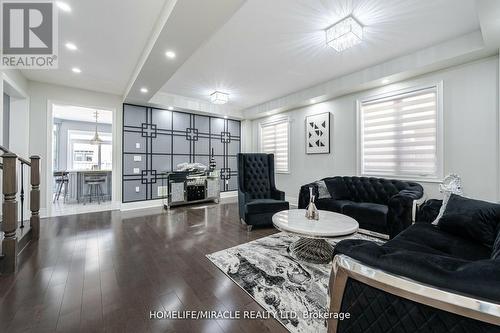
<box><xmin>325</xmin><ymin>15</ymin><xmax>363</xmax><ymax>52</ymax></box>
<box><xmin>167</xmin><ymin>106</ymin><xmax>174</xmax><ymax>110</ymax></box>
<box><xmin>210</xmin><ymin>91</ymin><xmax>229</xmax><ymax>105</ymax></box>
<box><xmin>165</xmin><ymin>50</ymin><xmax>176</xmax><ymax>59</ymax></box>
<box><xmin>140</xmin><ymin>87</ymin><xmax>148</xmax><ymax>93</ymax></box>
<box><xmin>65</xmin><ymin>42</ymin><xmax>77</xmax><ymax>51</ymax></box>
<box><xmin>71</xmin><ymin>67</ymin><xmax>81</xmax><ymax>73</ymax></box>
<box><xmin>56</xmin><ymin>1</ymin><xmax>71</xmax><ymax>12</ymax></box>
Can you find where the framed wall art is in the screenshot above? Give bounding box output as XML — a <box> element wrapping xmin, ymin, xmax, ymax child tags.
<box><xmin>305</xmin><ymin>112</ymin><xmax>331</xmax><ymax>154</ymax></box>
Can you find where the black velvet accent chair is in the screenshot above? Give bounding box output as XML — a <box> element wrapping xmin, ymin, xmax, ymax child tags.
<box><xmin>237</xmin><ymin>153</ymin><xmax>289</xmax><ymax>230</ymax></box>
<box><xmin>328</xmin><ymin>199</ymin><xmax>500</xmax><ymax>333</ymax></box>
<box><xmin>298</xmin><ymin>176</ymin><xmax>424</xmax><ymax>239</ymax></box>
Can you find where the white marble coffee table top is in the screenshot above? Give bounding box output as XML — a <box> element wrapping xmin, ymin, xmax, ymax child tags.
<box><xmin>272</xmin><ymin>209</ymin><xmax>359</xmax><ymax>238</ymax></box>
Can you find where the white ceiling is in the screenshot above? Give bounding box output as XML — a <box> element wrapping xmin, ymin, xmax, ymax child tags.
<box><xmin>21</xmin><ymin>0</ymin><xmax>167</xmax><ymax>95</ymax></box>
<box><xmin>53</xmin><ymin>104</ymin><xmax>113</xmax><ymax>124</ymax></box>
<box><xmin>157</xmin><ymin>0</ymin><xmax>480</xmax><ymax>109</ymax></box>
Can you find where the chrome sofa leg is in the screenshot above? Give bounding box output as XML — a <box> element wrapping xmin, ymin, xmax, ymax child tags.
<box><xmin>247</xmin><ymin>225</ymin><xmax>253</xmax><ymax>232</ymax></box>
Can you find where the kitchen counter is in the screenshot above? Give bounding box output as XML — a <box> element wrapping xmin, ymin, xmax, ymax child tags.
<box><xmin>57</xmin><ymin>170</ymin><xmax>112</xmax><ymax>203</ymax></box>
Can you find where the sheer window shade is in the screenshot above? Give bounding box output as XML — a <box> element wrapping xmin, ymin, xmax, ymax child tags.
<box><xmin>360</xmin><ymin>86</ymin><xmax>439</xmax><ymax>179</ymax></box>
<box><xmin>260</xmin><ymin>119</ymin><xmax>289</xmax><ymax>173</ymax></box>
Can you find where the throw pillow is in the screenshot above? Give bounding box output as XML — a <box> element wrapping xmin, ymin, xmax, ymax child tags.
<box><xmin>438</xmin><ymin>194</ymin><xmax>500</xmax><ymax>247</ymax></box>
<box><xmin>315</xmin><ymin>180</ymin><xmax>331</xmax><ymax>199</ymax></box>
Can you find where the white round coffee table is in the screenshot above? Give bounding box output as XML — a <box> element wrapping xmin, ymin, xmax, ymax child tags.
<box><xmin>272</xmin><ymin>209</ymin><xmax>359</xmax><ymax>264</ymax></box>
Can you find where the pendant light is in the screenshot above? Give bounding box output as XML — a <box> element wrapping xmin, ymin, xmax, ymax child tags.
<box><xmin>90</xmin><ymin>110</ymin><xmax>103</xmax><ymax>145</ymax></box>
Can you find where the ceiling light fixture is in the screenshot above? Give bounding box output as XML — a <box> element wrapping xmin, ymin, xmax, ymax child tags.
<box><xmin>165</xmin><ymin>51</ymin><xmax>176</xmax><ymax>59</ymax></box>
<box><xmin>382</xmin><ymin>79</ymin><xmax>390</xmax><ymax>84</ymax></box>
<box><xmin>65</xmin><ymin>42</ymin><xmax>77</xmax><ymax>51</ymax></box>
<box><xmin>326</xmin><ymin>15</ymin><xmax>363</xmax><ymax>52</ymax></box>
<box><xmin>72</xmin><ymin>67</ymin><xmax>81</xmax><ymax>73</ymax></box>
<box><xmin>223</xmin><ymin>115</ymin><xmax>228</xmax><ymax>119</ymax></box>
<box><xmin>210</xmin><ymin>91</ymin><xmax>229</xmax><ymax>105</ymax></box>
<box><xmin>90</xmin><ymin>111</ymin><xmax>103</xmax><ymax>145</ymax></box>
<box><xmin>56</xmin><ymin>1</ymin><xmax>71</xmax><ymax>12</ymax></box>
<box><xmin>140</xmin><ymin>87</ymin><xmax>148</xmax><ymax>93</ymax></box>
<box><xmin>168</xmin><ymin>106</ymin><xmax>174</xmax><ymax>110</ymax></box>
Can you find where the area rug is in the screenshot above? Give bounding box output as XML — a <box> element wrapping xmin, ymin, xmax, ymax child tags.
<box><xmin>206</xmin><ymin>232</ymin><xmax>384</xmax><ymax>333</ymax></box>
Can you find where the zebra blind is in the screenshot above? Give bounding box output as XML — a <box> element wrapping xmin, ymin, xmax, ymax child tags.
<box><xmin>360</xmin><ymin>86</ymin><xmax>439</xmax><ymax>179</ymax></box>
<box><xmin>260</xmin><ymin>119</ymin><xmax>289</xmax><ymax>173</ymax></box>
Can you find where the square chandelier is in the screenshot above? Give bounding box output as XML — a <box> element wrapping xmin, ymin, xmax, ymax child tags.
<box><xmin>325</xmin><ymin>15</ymin><xmax>363</xmax><ymax>52</ymax></box>
<box><xmin>210</xmin><ymin>91</ymin><xmax>229</xmax><ymax>105</ymax></box>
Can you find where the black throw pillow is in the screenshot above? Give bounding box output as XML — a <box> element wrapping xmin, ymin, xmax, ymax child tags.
<box><xmin>438</xmin><ymin>194</ymin><xmax>500</xmax><ymax>247</ymax></box>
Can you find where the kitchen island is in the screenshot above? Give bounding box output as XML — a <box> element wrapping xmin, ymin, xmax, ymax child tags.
<box><xmin>60</xmin><ymin>170</ymin><xmax>112</xmax><ymax>203</ymax></box>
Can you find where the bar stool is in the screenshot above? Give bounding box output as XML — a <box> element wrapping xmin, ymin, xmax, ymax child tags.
<box><xmin>53</xmin><ymin>171</ymin><xmax>69</xmax><ymax>203</ymax></box>
<box><xmin>84</xmin><ymin>174</ymin><xmax>106</xmax><ymax>204</ymax></box>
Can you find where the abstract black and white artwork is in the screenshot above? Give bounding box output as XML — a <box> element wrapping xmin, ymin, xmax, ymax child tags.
<box><xmin>207</xmin><ymin>232</ymin><xmax>384</xmax><ymax>333</ymax></box>
<box><xmin>305</xmin><ymin>112</ymin><xmax>331</xmax><ymax>154</ymax></box>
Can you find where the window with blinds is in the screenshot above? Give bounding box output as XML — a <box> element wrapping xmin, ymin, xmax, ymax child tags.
<box><xmin>360</xmin><ymin>86</ymin><xmax>440</xmax><ymax>179</ymax></box>
<box><xmin>260</xmin><ymin>119</ymin><xmax>289</xmax><ymax>173</ymax></box>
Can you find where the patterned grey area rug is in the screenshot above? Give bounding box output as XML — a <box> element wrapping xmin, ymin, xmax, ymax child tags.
<box><xmin>206</xmin><ymin>232</ymin><xmax>384</xmax><ymax>333</ymax></box>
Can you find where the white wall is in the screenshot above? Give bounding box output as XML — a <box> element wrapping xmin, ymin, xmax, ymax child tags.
<box><xmin>28</xmin><ymin>81</ymin><xmax>123</xmax><ymax>213</ymax></box>
<box><xmin>251</xmin><ymin>56</ymin><xmax>500</xmax><ymax>203</ymax></box>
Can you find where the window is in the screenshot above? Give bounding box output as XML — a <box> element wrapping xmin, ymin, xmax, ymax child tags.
<box><xmin>359</xmin><ymin>85</ymin><xmax>441</xmax><ymax>180</ymax></box>
<box><xmin>260</xmin><ymin>118</ymin><xmax>289</xmax><ymax>173</ymax></box>
<box><xmin>68</xmin><ymin>130</ymin><xmax>112</xmax><ymax>170</ymax></box>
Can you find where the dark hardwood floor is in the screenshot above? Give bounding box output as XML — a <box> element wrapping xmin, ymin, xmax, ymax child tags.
<box><xmin>0</xmin><ymin>201</ymin><xmax>288</xmax><ymax>333</ymax></box>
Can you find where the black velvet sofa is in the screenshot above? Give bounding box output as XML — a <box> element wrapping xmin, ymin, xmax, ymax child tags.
<box><xmin>237</xmin><ymin>153</ymin><xmax>289</xmax><ymax>230</ymax></box>
<box><xmin>328</xmin><ymin>198</ymin><xmax>500</xmax><ymax>333</ymax></box>
<box><xmin>298</xmin><ymin>176</ymin><xmax>424</xmax><ymax>238</ymax></box>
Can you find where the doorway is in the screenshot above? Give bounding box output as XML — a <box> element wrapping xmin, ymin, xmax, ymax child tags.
<box><xmin>50</xmin><ymin>104</ymin><xmax>115</xmax><ymax>216</ymax></box>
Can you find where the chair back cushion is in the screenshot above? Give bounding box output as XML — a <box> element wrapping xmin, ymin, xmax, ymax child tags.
<box><xmin>324</xmin><ymin>176</ymin><xmax>420</xmax><ymax>205</ymax></box>
<box><xmin>239</xmin><ymin>153</ymin><xmax>272</xmax><ymax>200</ymax></box>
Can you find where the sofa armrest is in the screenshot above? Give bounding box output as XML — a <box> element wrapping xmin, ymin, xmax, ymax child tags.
<box><xmin>387</xmin><ymin>187</ymin><xmax>424</xmax><ymax>237</ymax></box>
<box><xmin>416</xmin><ymin>199</ymin><xmax>443</xmax><ymax>223</ymax></box>
<box><xmin>333</xmin><ymin>239</ymin><xmax>500</xmax><ymax>306</ymax></box>
<box><xmin>329</xmin><ymin>254</ymin><xmax>500</xmax><ymax>332</ymax></box>
<box><xmin>271</xmin><ymin>188</ymin><xmax>285</xmax><ymax>201</ymax></box>
<box><xmin>298</xmin><ymin>183</ymin><xmax>319</xmax><ymax>209</ymax></box>
<box><xmin>238</xmin><ymin>190</ymin><xmax>249</xmax><ymax>221</ymax></box>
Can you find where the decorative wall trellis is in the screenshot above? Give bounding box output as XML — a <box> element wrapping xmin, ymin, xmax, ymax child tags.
<box><xmin>122</xmin><ymin>104</ymin><xmax>240</xmax><ymax>203</ymax></box>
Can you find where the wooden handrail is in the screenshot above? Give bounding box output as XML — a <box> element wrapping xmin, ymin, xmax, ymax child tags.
<box><xmin>0</xmin><ymin>145</ymin><xmax>31</xmax><ymax>166</ymax></box>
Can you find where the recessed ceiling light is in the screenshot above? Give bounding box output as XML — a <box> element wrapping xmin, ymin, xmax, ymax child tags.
<box><xmin>65</xmin><ymin>42</ymin><xmax>77</xmax><ymax>51</ymax></box>
<box><xmin>71</xmin><ymin>67</ymin><xmax>81</xmax><ymax>73</ymax></box>
<box><xmin>310</xmin><ymin>98</ymin><xmax>317</xmax><ymax>104</ymax></box>
<box><xmin>223</xmin><ymin>115</ymin><xmax>228</xmax><ymax>119</ymax></box>
<box><xmin>382</xmin><ymin>79</ymin><xmax>390</xmax><ymax>84</ymax></box>
<box><xmin>326</xmin><ymin>15</ymin><xmax>363</xmax><ymax>52</ymax></box>
<box><xmin>140</xmin><ymin>87</ymin><xmax>148</xmax><ymax>93</ymax></box>
<box><xmin>210</xmin><ymin>91</ymin><xmax>229</xmax><ymax>105</ymax></box>
<box><xmin>167</xmin><ymin>106</ymin><xmax>174</xmax><ymax>110</ymax></box>
<box><xmin>165</xmin><ymin>51</ymin><xmax>176</xmax><ymax>59</ymax></box>
<box><xmin>56</xmin><ymin>1</ymin><xmax>71</xmax><ymax>12</ymax></box>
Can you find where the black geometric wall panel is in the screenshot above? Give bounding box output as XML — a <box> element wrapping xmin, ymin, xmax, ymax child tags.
<box><xmin>122</xmin><ymin>103</ymin><xmax>241</xmax><ymax>203</ymax></box>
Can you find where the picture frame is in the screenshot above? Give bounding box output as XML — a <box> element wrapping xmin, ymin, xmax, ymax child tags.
<box><xmin>305</xmin><ymin>112</ymin><xmax>331</xmax><ymax>154</ymax></box>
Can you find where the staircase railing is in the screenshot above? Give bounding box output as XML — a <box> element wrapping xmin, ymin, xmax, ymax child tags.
<box><xmin>0</xmin><ymin>146</ymin><xmax>40</xmax><ymax>274</ymax></box>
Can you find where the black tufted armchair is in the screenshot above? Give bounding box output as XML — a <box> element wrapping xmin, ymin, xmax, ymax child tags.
<box><xmin>298</xmin><ymin>176</ymin><xmax>423</xmax><ymax>238</ymax></box>
<box><xmin>238</xmin><ymin>153</ymin><xmax>289</xmax><ymax>230</ymax></box>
